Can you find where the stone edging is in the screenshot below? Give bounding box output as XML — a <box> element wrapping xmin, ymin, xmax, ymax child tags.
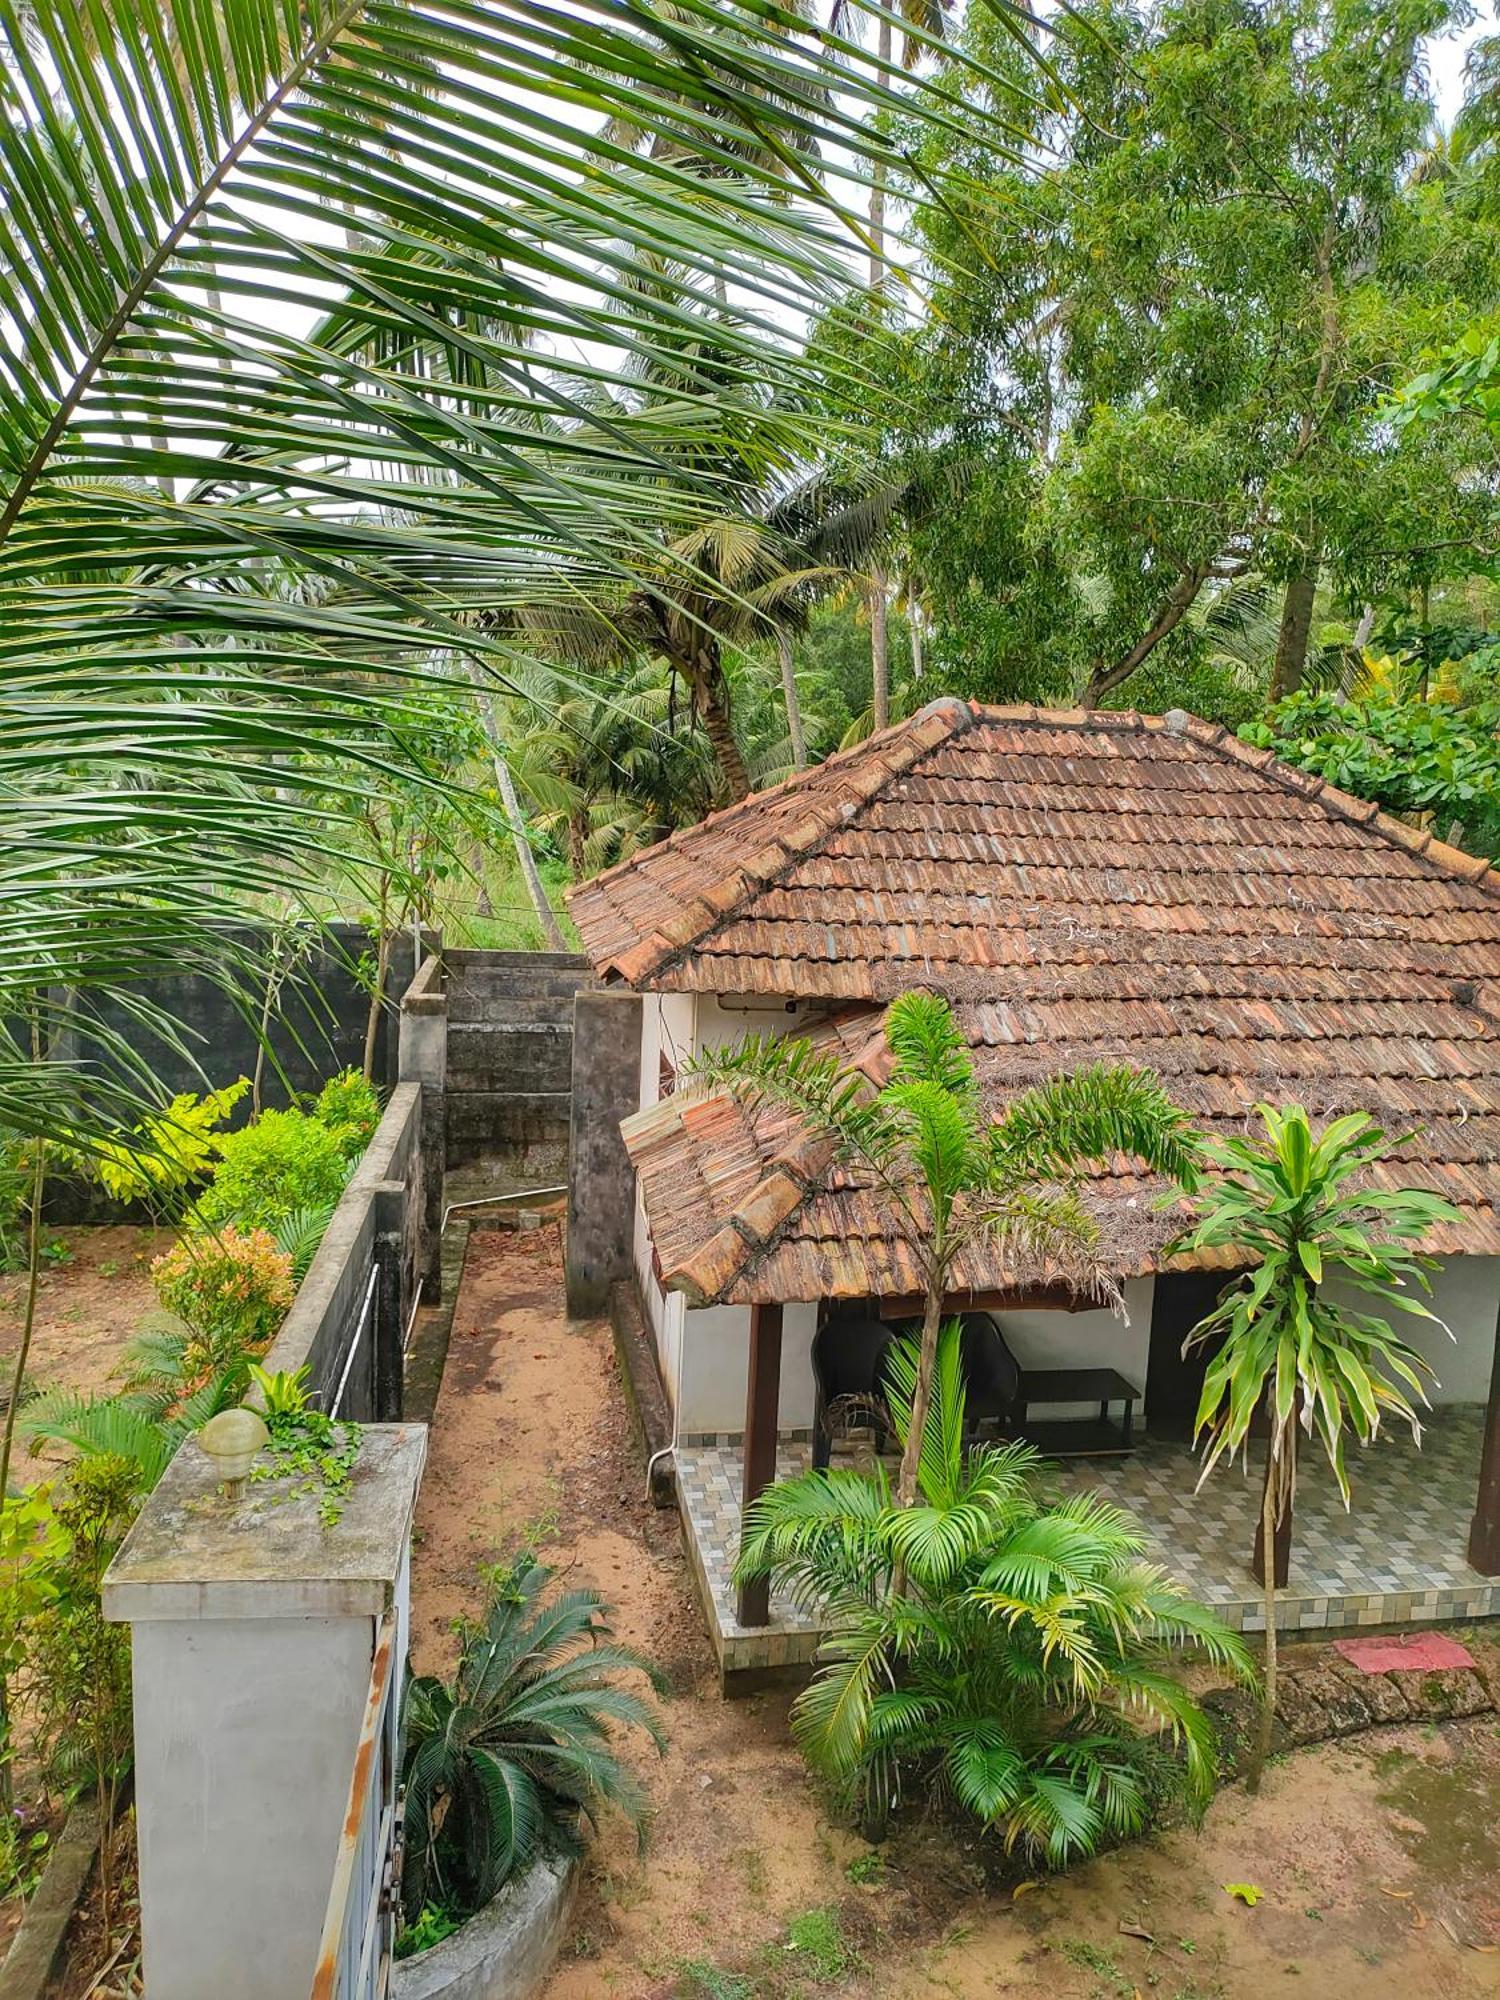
<box><xmin>1204</xmin><ymin>1650</ymin><xmax>1499</xmax><ymax>1775</ymax></box>
<box><xmin>610</xmin><ymin>1279</ymin><xmax>674</xmax><ymax>1508</ymax></box>
<box><xmin>0</xmin><ymin>1806</ymin><xmax>100</xmax><ymax>2000</ymax></box>
<box><xmin>390</xmin><ymin>1855</ymin><xmax>577</xmax><ymax>2000</ymax></box>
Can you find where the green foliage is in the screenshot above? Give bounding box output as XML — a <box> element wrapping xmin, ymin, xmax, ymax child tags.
<box><xmin>1173</xmin><ymin>1106</ymin><xmax>1461</xmax><ymax>1500</ymax></box>
<box><xmin>251</xmin><ymin>1408</ymin><xmax>361</xmax><ymax>1529</ymax></box>
<box><xmin>394</xmin><ymin>1903</ymin><xmax>464</xmax><ymax>1961</ymax></box>
<box><xmin>737</xmin><ymin>1326</ymin><xmax>1249</xmax><ymax>1865</ymax></box>
<box><xmin>86</xmin><ymin>1082</ymin><xmax>249</xmax><ymax>1207</ymax></box>
<box><xmin>0</xmin><ymin>1136</ymin><xmax>33</xmax><ymax>1273</ymax></box>
<box><xmin>247</xmin><ymin>1364</ymin><xmax>312</xmax><ymax>1417</ymax></box>
<box><xmin>25</xmin><ymin>1457</ymin><xmax>137</xmax><ymax>1801</ymax></box>
<box><xmin>1240</xmin><ymin>690</ymin><xmax>1500</xmax><ymax>857</ymax></box>
<box><xmin>150</xmin><ymin>1227</ymin><xmax>295</xmax><ymax>1357</ymax></box>
<box><xmin>271</xmin><ymin>1202</ymin><xmax>339</xmax><ymax>1285</ymax></box>
<box><xmin>783</xmin><ymin>1907</ymin><xmax>856</xmax><ymax>1983</ymax></box>
<box><xmin>896</xmin><ymin>0</ymin><xmax>1498</xmax><ymax>703</ymax></box>
<box><xmin>400</xmin><ymin>1555</ymin><xmax>665</xmax><ymax>1922</ymax></box>
<box><xmin>195</xmin><ymin>1108</ymin><xmax>351</xmax><ymax>1237</ymax></box>
<box><xmin>310</xmin><ymin>1070</ymin><xmax>382</xmax><ymax>1161</ymax></box>
<box><xmin>693</xmin><ymin>991</ymin><xmax>1198</xmax><ymax>1503</ymax></box>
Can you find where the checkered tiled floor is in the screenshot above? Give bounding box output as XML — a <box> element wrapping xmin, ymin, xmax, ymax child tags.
<box><xmin>676</xmin><ymin>1408</ymin><xmax>1500</xmax><ymax>1676</ymax></box>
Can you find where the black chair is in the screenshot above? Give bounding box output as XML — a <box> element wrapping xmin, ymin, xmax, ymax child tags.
<box><xmin>957</xmin><ymin>1312</ymin><xmax>1022</xmax><ymax>1446</ymax></box>
<box><xmin>811</xmin><ymin>1314</ymin><xmax>896</xmax><ymax>1469</ymax></box>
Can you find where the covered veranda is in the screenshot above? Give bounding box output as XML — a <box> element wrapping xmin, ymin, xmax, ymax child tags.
<box><xmin>677</xmin><ymin>1356</ymin><xmax>1500</xmax><ymax>1679</ymax></box>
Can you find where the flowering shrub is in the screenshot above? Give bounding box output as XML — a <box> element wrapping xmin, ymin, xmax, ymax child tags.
<box><xmin>152</xmin><ymin>1227</ymin><xmax>295</xmax><ymax>1354</ymax></box>
<box><xmin>311</xmin><ymin>1069</ymin><xmax>381</xmax><ymax>1160</ymax></box>
<box><xmin>195</xmin><ymin>1109</ymin><xmax>351</xmax><ymax>1235</ymax></box>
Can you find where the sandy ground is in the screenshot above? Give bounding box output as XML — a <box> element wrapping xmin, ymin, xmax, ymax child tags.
<box><xmin>411</xmin><ymin>1227</ymin><xmax>1500</xmax><ymax>2000</ymax></box>
<box><xmin>0</xmin><ymin>1225</ymin><xmax>167</xmax><ymax>1408</ymax></box>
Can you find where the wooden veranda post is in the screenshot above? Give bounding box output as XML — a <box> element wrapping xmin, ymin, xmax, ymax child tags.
<box><xmin>736</xmin><ymin>1303</ymin><xmax>784</xmax><ymax>1627</ymax></box>
<box><xmin>1467</xmin><ymin>1293</ymin><xmax>1500</xmax><ymax>1575</ymax></box>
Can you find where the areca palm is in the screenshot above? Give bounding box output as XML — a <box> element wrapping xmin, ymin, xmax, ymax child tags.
<box><xmin>693</xmin><ymin>991</ymin><xmax>1201</xmax><ymax>1508</ymax></box>
<box><xmin>1172</xmin><ymin>1105</ymin><xmax>1460</xmax><ymax>1787</ymax></box>
<box><xmin>738</xmin><ymin>1322</ymin><xmax>1250</xmax><ymax>1856</ymax></box>
<box><xmin>399</xmin><ymin>1555</ymin><xmax>665</xmax><ymax>1917</ymax></box>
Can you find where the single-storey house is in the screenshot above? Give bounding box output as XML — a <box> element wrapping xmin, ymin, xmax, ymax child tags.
<box><xmin>568</xmin><ymin>698</ymin><xmax>1500</xmax><ymax>1673</ymax></box>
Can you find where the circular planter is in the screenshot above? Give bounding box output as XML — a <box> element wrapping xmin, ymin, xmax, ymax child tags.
<box><xmin>391</xmin><ymin>1855</ymin><xmax>578</xmax><ymax>2000</ymax></box>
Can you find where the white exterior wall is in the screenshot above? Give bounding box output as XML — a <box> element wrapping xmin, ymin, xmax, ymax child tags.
<box><xmin>632</xmin><ymin>990</ymin><xmax>821</xmax><ymax>1425</ymax></box>
<box><xmin>998</xmin><ymin>1276</ymin><xmax>1155</xmax><ymax>1418</ymax></box>
<box><xmin>1326</xmin><ymin>1253</ymin><xmax>1499</xmax><ymax>1406</ymax></box>
<box><xmin>677</xmin><ymin>1300</ymin><xmax>819</xmax><ymax>1435</ymax></box>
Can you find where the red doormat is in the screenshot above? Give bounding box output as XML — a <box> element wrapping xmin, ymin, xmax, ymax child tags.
<box><xmin>1333</xmin><ymin>1631</ymin><xmax>1476</xmax><ymax>1675</ymax></box>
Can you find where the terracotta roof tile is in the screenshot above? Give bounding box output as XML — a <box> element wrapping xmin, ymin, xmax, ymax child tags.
<box><xmin>589</xmin><ymin>705</ymin><xmax>1500</xmax><ymax>1303</ymax></box>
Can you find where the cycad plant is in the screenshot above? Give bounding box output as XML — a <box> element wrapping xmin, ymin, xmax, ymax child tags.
<box><xmin>694</xmin><ymin>990</ymin><xmax>1200</xmax><ymax>1507</ymax></box>
<box><xmin>400</xmin><ymin>1556</ymin><xmax>666</xmax><ymax>1922</ymax></box>
<box><xmin>1173</xmin><ymin>1105</ymin><xmax>1460</xmax><ymax>1787</ymax></box>
<box><xmin>737</xmin><ymin>1324</ymin><xmax>1250</xmax><ymax>1856</ymax></box>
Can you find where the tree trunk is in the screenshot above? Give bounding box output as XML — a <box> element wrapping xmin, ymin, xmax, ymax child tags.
<box><xmin>869</xmin><ymin>10</ymin><xmax>891</xmax><ymax>292</ymax></box>
<box><xmin>686</xmin><ymin>641</ymin><xmax>751</xmax><ymax>800</ymax></box>
<box><xmin>870</xmin><ymin>565</ymin><xmax>890</xmax><ymax>733</ymax></box>
<box><xmin>1269</xmin><ymin>560</ymin><xmax>1318</xmax><ymax>703</ymax></box>
<box><xmin>494</xmin><ymin>755</ymin><xmax>566</xmax><ymax>950</ymax></box>
<box><xmin>362</xmin><ymin>918</ymin><xmax>392</xmax><ymax>1082</ymax></box>
<box><xmin>1249</xmin><ymin>1441</ymin><xmax>1281</xmax><ymax>1794</ymax></box>
<box><xmin>1085</xmin><ymin>565</ymin><xmax>1211</xmax><ymax>705</ymax></box>
<box><xmin>895</xmin><ymin>1284</ymin><xmax>944</xmax><ymax>1509</ymax></box>
<box><xmin>777</xmin><ymin>629</ymin><xmax>808</xmax><ymax>770</ymax></box>
<box><xmin>566</xmin><ymin>811</ymin><xmax>589</xmax><ymax>882</ymax></box>
<box><xmin>909</xmin><ymin>596</ymin><xmax>924</xmax><ymax>681</ymax></box>
<box><xmin>465</xmin><ymin>661</ymin><xmax>568</xmax><ymax>949</ymax></box>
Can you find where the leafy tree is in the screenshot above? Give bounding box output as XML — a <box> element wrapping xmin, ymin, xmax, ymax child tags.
<box><xmin>738</xmin><ymin>1323</ymin><xmax>1250</xmax><ymax>1853</ymax></box>
<box><xmin>693</xmin><ymin>992</ymin><xmax>1199</xmax><ymax>1508</ymax></box>
<box><xmin>1172</xmin><ymin>1106</ymin><xmax>1459</xmax><ymax>1786</ymax></box>
<box><xmin>400</xmin><ymin>1555</ymin><xmax>665</xmax><ymax>1919</ymax></box>
<box><xmin>899</xmin><ymin>0</ymin><xmax>1499</xmax><ymax>706</ymax></box>
<box><xmin>1242</xmin><ymin>687</ymin><xmax>1500</xmax><ymax>855</ymax></box>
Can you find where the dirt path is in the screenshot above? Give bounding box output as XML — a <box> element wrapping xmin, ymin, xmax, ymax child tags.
<box><xmin>410</xmin><ymin>1228</ymin><xmax>1500</xmax><ymax>2000</ymax></box>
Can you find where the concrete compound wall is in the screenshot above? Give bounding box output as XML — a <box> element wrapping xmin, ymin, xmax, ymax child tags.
<box><xmin>260</xmin><ymin>1077</ymin><xmax>425</xmax><ymax>1422</ymax></box>
<box><xmin>54</xmin><ymin>921</ymin><xmax>417</xmax><ymax>1107</ymax></box>
<box><xmin>443</xmin><ymin>950</ymin><xmax>591</xmax><ymax>1180</ymax></box>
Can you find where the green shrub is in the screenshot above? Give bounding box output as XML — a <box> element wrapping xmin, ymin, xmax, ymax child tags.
<box><xmin>400</xmin><ymin>1555</ymin><xmax>665</xmax><ymax>1922</ymax></box>
<box><xmin>737</xmin><ymin>1325</ymin><xmax>1251</xmax><ymax>1866</ymax></box>
<box><xmin>394</xmin><ymin>1904</ymin><xmax>463</xmax><ymax>1960</ymax></box>
<box><xmin>310</xmin><ymin>1069</ymin><xmax>381</xmax><ymax>1160</ymax></box>
<box><xmin>196</xmin><ymin>1108</ymin><xmax>350</xmax><ymax>1235</ymax></box>
<box><xmin>151</xmin><ymin>1227</ymin><xmax>295</xmax><ymax>1357</ymax></box>
<box><xmin>90</xmin><ymin>1081</ymin><xmax>249</xmax><ymax>1206</ymax></box>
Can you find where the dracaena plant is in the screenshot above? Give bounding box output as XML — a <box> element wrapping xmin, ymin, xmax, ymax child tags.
<box><xmin>736</xmin><ymin>1322</ymin><xmax>1251</xmax><ymax>1856</ymax></box>
<box><xmin>693</xmin><ymin>990</ymin><xmax>1201</xmax><ymax>1509</ymax></box>
<box><xmin>1173</xmin><ymin>1105</ymin><xmax>1461</xmax><ymax>1788</ymax></box>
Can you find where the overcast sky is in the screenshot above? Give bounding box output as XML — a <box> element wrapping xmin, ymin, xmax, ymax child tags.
<box><xmin>1431</xmin><ymin>4</ymin><xmax>1490</xmax><ymax>121</ymax></box>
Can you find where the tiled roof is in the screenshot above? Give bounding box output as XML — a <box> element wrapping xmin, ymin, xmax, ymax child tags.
<box><xmin>580</xmin><ymin>701</ymin><xmax>1500</xmax><ymax>1304</ymax></box>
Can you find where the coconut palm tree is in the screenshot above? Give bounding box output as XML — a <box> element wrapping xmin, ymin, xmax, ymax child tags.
<box><xmin>1172</xmin><ymin>1105</ymin><xmax>1460</xmax><ymax>1788</ymax></box>
<box><xmin>738</xmin><ymin>1321</ymin><xmax>1250</xmax><ymax>1850</ymax></box>
<box><xmin>693</xmin><ymin>991</ymin><xmax>1201</xmax><ymax>1507</ymax></box>
<box><xmin>0</xmin><ymin>0</ymin><xmax>1014</xmax><ymax>1151</ymax></box>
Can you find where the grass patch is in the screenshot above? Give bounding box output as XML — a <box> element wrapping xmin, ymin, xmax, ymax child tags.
<box><xmin>783</xmin><ymin>1907</ymin><xmax>856</xmax><ymax>1984</ymax></box>
<box><xmin>677</xmin><ymin>1964</ymin><xmax>753</xmax><ymax>2000</ymax></box>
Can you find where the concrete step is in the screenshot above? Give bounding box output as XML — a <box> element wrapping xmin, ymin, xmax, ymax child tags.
<box><xmin>445</xmin><ymin>993</ymin><xmax>579</xmax><ymax>1028</ymax></box>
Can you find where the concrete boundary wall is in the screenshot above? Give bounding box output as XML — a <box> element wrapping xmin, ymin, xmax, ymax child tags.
<box><xmin>262</xmin><ymin>1078</ymin><xmax>425</xmax><ymax>1421</ymax></box>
